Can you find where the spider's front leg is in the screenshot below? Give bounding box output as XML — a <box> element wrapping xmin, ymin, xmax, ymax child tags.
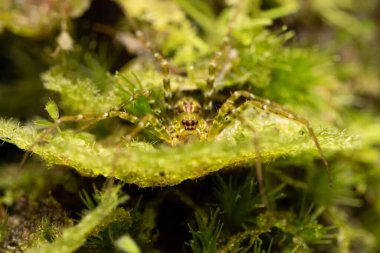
<box><xmin>210</xmin><ymin>91</ymin><xmax>328</xmax><ymax>162</ymax></box>
<box><xmin>209</xmin><ymin>91</ymin><xmax>331</xmax><ymax>205</ymax></box>
<box><xmin>208</xmin><ymin>92</ymin><xmax>269</xmax><ymax>206</ymax></box>
<box><xmin>210</xmin><ymin>90</ymin><xmax>330</xmax><ymax>179</ymax></box>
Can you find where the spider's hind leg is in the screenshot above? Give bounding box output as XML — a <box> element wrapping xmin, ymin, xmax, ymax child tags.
<box><xmin>210</xmin><ymin>90</ymin><xmax>330</xmax><ymax>184</ymax></box>
<box><xmin>208</xmin><ymin>92</ymin><xmax>269</xmax><ymax>206</ymax></box>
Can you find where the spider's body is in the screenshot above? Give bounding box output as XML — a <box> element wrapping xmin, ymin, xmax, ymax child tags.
<box><xmin>171</xmin><ymin>97</ymin><xmax>207</xmax><ymax>144</ymax></box>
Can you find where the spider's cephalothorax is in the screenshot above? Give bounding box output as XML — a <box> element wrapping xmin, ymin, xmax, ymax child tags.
<box><xmin>171</xmin><ymin>97</ymin><xmax>207</xmax><ymax>144</ymax></box>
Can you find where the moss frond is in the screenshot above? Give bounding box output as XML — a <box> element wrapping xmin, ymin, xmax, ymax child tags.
<box><xmin>213</xmin><ymin>174</ymin><xmax>260</xmax><ymax>232</ymax></box>
<box><xmin>0</xmin><ymin>118</ymin><xmax>352</xmax><ymax>187</ymax></box>
<box><xmin>188</xmin><ymin>209</ymin><xmax>222</xmax><ymax>253</ymax></box>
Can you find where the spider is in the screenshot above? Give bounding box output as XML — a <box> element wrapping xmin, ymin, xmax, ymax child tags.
<box><xmin>22</xmin><ymin>18</ymin><xmax>329</xmax><ymax>206</ymax></box>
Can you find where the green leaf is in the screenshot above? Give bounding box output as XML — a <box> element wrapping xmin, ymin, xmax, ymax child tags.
<box><xmin>115</xmin><ymin>235</ymin><xmax>141</xmax><ymax>253</ymax></box>
<box><xmin>45</xmin><ymin>101</ymin><xmax>59</xmax><ymax>121</ymax></box>
<box><xmin>34</xmin><ymin>119</ymin><xmax>55</xmax><ymax>127</ymax></box>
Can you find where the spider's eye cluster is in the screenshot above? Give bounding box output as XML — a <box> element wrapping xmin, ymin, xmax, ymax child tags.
<box><xmin>181</xmin><ymin>119</ymin><xmax>198</xmax><ymax>130</ymax></box>
<box><xmin>182</xmin><ymin>119</ymin><xmax>198</xmax><ymax>126</ymax></box>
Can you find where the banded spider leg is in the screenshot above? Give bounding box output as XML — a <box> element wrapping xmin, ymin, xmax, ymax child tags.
<box><xmin>135</xmin><ymin>30</ymin><xmax>173</xmax><ymax>113</ymax></box>
<box><xmin>201</xmin><ymin>13</ymin><xmax>274</xmax><ymax>205</ymax></box>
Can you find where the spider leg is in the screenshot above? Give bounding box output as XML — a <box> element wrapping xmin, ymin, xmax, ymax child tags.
<box><xmin>209</xmin><ymin>93</ymin><xmax>269</xmax><ymax>206</ymax></box>
<box><xmin>204</xmin><ymin>51</ymin><xmax>222</xmax><ymax>112</ymax></box>
<box><xmin>209</xmin><ymin>90</ymin><xmax>330</xmax><ymax>182</ymax></box>
<box><xmin>20</xmin><ymin>111</ymin><xmax>171</xmax><ymax>168</ymax></box>
<box><xmin>203</xmin><ymin>2</ymin><xmax>243</xmax><ymax>114</ymax></box>
<box><xmin>135</xmin><ymin>31</ymin><xmax>172</xmax><ymax>113</ymax></box>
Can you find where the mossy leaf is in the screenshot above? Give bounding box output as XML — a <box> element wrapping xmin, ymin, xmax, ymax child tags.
<box><xmin>0</xmin><ymin>118</ymin><xmax>353</xmax><ymax>187</ymax></box>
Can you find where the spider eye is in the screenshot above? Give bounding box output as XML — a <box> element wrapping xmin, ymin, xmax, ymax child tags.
<box><xmin>224</xmin><ymin>115</ymin><xmax>231</xmax><ymax>122</ymax></box>
<box><xmin>146</xmin><ymin>122</ymin><xmax>152</xmax><ymax>128</ymax></box>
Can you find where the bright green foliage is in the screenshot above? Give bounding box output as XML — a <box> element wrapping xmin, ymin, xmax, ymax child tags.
<box><xmin>26</xmin><ymin>185</ymin><xmax>128</xmax><ymax>253</ymax></box>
